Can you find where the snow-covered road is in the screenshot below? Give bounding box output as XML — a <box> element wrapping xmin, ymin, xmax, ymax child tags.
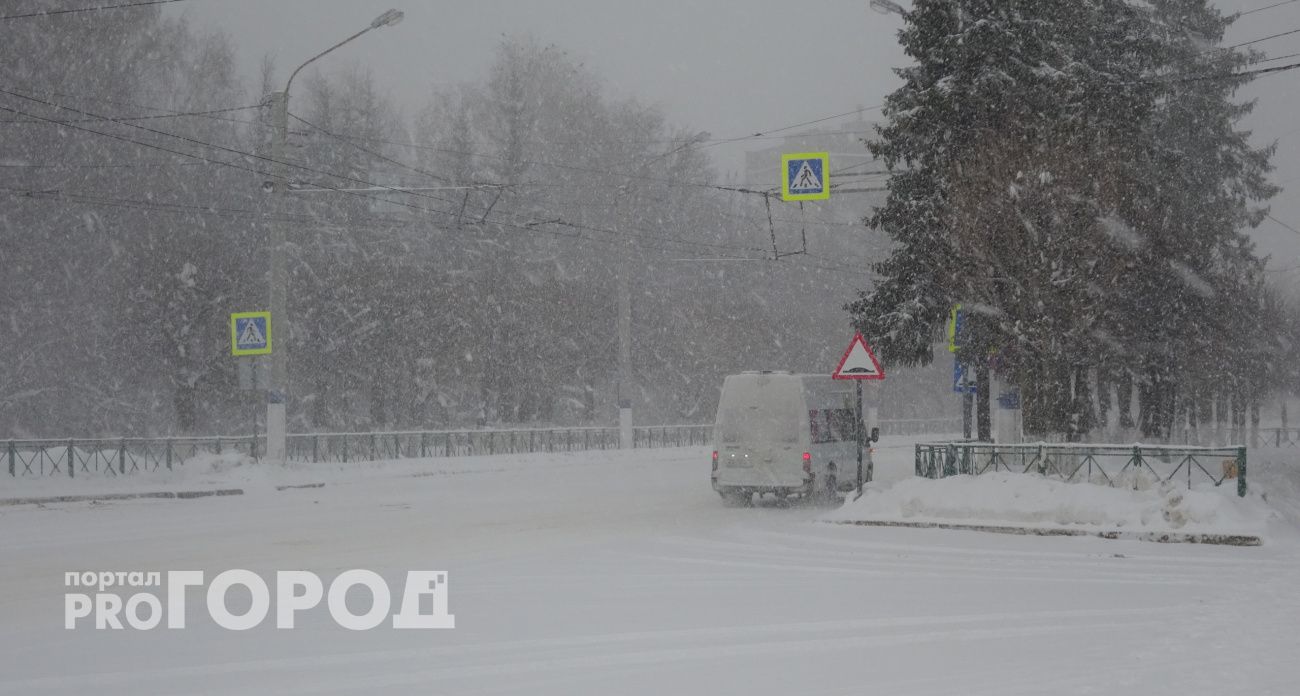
<box><xmin>2</xmin><ymin>444</ymin><xmax>1297</xmax><ymax>695</ymax></box>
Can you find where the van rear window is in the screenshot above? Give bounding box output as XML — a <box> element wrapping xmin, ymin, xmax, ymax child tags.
<box><xmin>809</xmin><ymin>409</ymin><xmax>857</xmax><ymax>443</ymax></box>
<box><xmin>718</xmin><ymin>404</ymin><xmax>800</xmax><ymax>444</ymax></box>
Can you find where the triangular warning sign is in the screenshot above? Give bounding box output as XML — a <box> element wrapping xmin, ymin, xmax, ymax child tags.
<box><xmin>832</xmin><ymin>333</ymin><xmax>885</xmax><ymax>380</ymax></box>
<box><xmin>790</xmin><ymin>161</ymin><xmax>822</xmax><ymax>192</ymax></box>
<box><xmin>237</xmin><ymin>319</ymin><xmax>266</xmax><ymax>348</ymax></box>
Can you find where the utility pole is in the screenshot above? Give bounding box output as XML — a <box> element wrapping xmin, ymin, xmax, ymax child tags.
<box><xmin>262</xmin><ymin>9</ymin><xmax>404</xmax><ymax>463</ymax></box>
<box><xmin>266</xmin><ymin>90</ymin><xmax>289</xmax><ymax>462</ymax></box>
<box><xmin>618</xmin><ymin>265</ymin><xmax>633</xmax><ymax>449</ymax></box>
<box><xmin>613</xmin><ymin>132</ymin><xmax>707</xmax><ymax>448</ymax></box>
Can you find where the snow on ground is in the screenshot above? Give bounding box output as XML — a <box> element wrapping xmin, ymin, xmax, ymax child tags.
<box><xmin>834</xmin><ymin>440</ymin><xmax>1300</xmax><ymax>542</ymax></box>
<box><xmin>1</xmin><ymin>439</ymin><xmax>1298</xmax><ymax>695</ymax></box>
<box><xmin>0</xmin><ymin>446</ymin><xmax>650</xmax><ymax>500</ymax></box>
<box><xmin>826</xmin><ymin>472</ymin><xmax>1272</xmax><ymax>538</ymax></box>
<box><xmin>1249</xmin><ymin>446</ymin><xmax>1300</xmax><ymax>529</ymax></box>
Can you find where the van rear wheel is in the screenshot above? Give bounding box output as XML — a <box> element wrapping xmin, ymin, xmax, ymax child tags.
<box><xmin>720</xmin><ymin>490</ymin><xmax>751</xmax><ymax>507</ymax></box>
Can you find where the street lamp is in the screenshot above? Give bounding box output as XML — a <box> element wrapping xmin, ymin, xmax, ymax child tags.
<box><xmin>263</xmin><ymin>9</ymin><xmax>404</xmax><ymax>463</ymax></box>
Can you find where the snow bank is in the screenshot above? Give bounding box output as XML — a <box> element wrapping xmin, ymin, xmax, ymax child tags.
<box><xmin>0</xmin><ymin>450</ymin><xmax>271</xmax><ymax>500</ymax></box>
<box><xmin>1243</xmin><ymin>447</ymin><xmax>1300</xmax><ymax>536</ymax></box>
<box><xmin>0</xmin><ymin>446</ymin><xmax>711</xmax><ymax>502</ymax></box>
<box><xmin>826</xmin><ymin>472</ymin><xmax>1272</xmax><ymax>539</ymax></box>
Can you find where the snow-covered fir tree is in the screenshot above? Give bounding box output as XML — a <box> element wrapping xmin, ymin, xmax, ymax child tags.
<box><xmin>849</xmin><ymin>0</ymin><xmax>1280</xmax><ymax>440</ymax></box>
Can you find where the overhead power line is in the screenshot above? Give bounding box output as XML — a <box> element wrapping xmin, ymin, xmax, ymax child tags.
<box><xmin>13</xmin><ymin>184</ymin><xmax>880</xmax><ymax>276</ymax></box>
<box><xmin>1241</xmin><ymin>0</ymin><xmax>1299</xmax><ymax>17</ymax></box>
<box><xmin>697</xmin><ymin>105</ymin><xmax>884</xmax><ymax>152</ymax></box>
<box><xmin>5</xmin><ymin>183</ymin><xmax>879</xmax><ymax>275</ymax></box>
<box><xmin>1251</xmin><ymin>50</ymin><xmax>1300</xmax><ymax>65</ymax></box>
<box><xmin>0</xmin><ymin>0</ymin><xmax>187</xmax><ymax>21</ymax></box>
<box><xmin>289</xmin><ymin>110</ymin><xmax>779</xmax><ymax>196</ymax></box>
<box><xmin>0</xmin><ymin>86</ymin><xmax>482</xmax><ymax>208</ymax></box>
<box><xmin>0</xmin><ymin>159</ymin><xmax>211</xmax><ymax>170</ymax></box>
<box><xmin>0</xmin><ymin>95</ymin><xmax>798</xmax><ymax>261</ymax></box>
<box><xmin>0</xmin><ymin>84</ymin><xmax>268</xmax><ymax>129</ymax></box>
<box><xmin>830</xmin><ymin>161</ymin><xmax>888</xmax><ymax>176</ymax></box>
<box><xmin>1</xmin><ymin>185</ymin><xmax>290</xmax><ymax>222</ymax></box>
<box><xmin>287</xmin><ymin>112</ymin><xmax>460</xmax><ymax>187</ymax></box>
<box><xmin>1</xmin><ymin>83</ymin><xmax>885</xmax><ymax>198</ymax></box>
<box><xmin>0</xmin><ymin>86</ymin><xmax>883</xmax><ymax>269</ymax></box>
<box><xmin>1227</xmin><ymin>26</ymin><xmax>1300</xmax><ymax>50</ymax></box>
<box><xmin>1150</xmin><ymin>55</ymin><xmax>1300</xmax><ymax>83</ymax></box>
<box><xmin>0</xmin><ymin>103</ymin><xmax>260</xmax><ymax>125</ymax></box>
<box><xmin>1170</xmin><ymin>59</ymin><xmax>1300</xmax><ymax>82</ymax></box>
<box><xmin>0</xmin><ymin>101</ymin><xmax>281</xmax><ymax>185</ymax></box>
<box><xmin>0</xmin><ymin>186</ymin><xmax>430</xmax><ymax>237</ymax></box>
<box><xmin>1267</xmin><ymin>213</ymin><xmax>1300</xmax><ymax>236</ymax></box>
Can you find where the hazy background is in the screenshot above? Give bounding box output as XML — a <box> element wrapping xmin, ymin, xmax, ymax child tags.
<box><xmin>168</xmin><ymin>0</ymin><xmax>1300</xmax><ymax>282</ymax></box>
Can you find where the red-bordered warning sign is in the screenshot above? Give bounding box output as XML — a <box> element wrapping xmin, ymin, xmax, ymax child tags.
<box><xmin>832</xmin><ymin>332</ymin><xmax>885</xmax><ymax>380</ymax></box>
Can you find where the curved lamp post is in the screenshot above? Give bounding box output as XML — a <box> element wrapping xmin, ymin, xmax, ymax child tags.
<box><xmin>264</xmin><ymin>9</ymin><xmax>404</xmax><ymax>463</ymax></box>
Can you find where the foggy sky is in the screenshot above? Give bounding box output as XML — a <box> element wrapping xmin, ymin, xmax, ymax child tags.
<box><xmin>170</xmin><ymin>0</ymin><xmax>1300</xmax><ymax>281</ymax></box>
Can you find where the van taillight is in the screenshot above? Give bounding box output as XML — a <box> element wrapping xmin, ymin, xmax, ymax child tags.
<box><xmin>802</xmin><ymin>452</ymin><xmax>811</xmax><ymax>473</ymax></box>
<box><xmin>712</xmin><ymin>451</ymin><xmax>719</xmax><ymax>471</ymax></box>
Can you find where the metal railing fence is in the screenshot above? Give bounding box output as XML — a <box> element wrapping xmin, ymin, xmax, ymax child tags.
<box><xmin>4</xmin><ymin>418</ymin><xmax>964</xmax><ymax>480</ymax></box>
<box><xmin>5</xmin><ymin>425</ymin><xmax>713</xmax><ymax>478</ymax></box>
<box><xmin>4</xmin><ymin>437</ymin><xmax>257</xmax><ymax>478</ymax></box>
<box><xmin>915</xmin><ymin>442</ymin><xmax>1248</xmax><ymax>496</ymax></box>
<box><xmin>282</xmin><ymin>425</ymin><xmax>715</xmax><ymax>463</ymax></box>
<box><xmin>1259</xmin><ymin>428</ymin><xmax>1300</xmax><ymax>449</ymax></box>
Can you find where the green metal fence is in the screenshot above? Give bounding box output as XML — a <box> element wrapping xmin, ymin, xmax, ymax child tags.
<box><xmin>5</xmin><ymin>417</ymin><xmax>966</xmax><ymax>480</ymax></box>
<box><xmin>915</xmin><ymin>442</ymin><xmax>1248</xmax><ymax>496</ymax></box>
<box><xmin>1261</xmin><ymin>428</ymin><xmax>1300</xmax><ymax>449</ymax></box>
<box><xmin>4</xmin><ymin>425</ymin><xmax>713</xmax><ymax>478</ymax></box>
<box><xmin>282</xmin><ymin>425</ymin><xmax>714</xmax><ymax>463</ymax></box>
<box><xmin>4</xmin><ymin>437</ymin><xmax>257</xmax><ymax>478</ymax></box>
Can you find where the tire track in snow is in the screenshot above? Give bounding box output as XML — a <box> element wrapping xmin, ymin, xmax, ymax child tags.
<box><xmin>0</xmin><ymin>609</ymin><xmax>1184</xmax><ymax>694</ymax></box>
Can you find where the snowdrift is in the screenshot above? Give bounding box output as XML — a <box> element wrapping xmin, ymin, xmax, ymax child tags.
<box><xmin>825</xmin><ymin>471</ymin><xmax>1276</xmax><ymax>543</ymax></box>
<box><xmin>0</xmin><ymin>447</ymin><xmax>696</xmax><ymax>503</ymax></box>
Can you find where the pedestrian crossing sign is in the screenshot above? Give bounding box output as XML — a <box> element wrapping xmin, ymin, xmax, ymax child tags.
<box><xmin>781</xmin><ymin>152</ymin><xmax>830</xmax><ymax>201</ymax></box>
<box><xmin>230</xmin><ymin>311</ymin><xmax>272</xmax><ymax>356</ymax></box>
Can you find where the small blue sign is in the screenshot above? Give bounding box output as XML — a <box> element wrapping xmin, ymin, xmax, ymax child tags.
<box><xmin>231</xmin><ymin>312</ymin><xmax>271</xmax><ymax>356</ymax></box>
<box><xmin>780</xmin><ymin>152</ymin><xmax>830</xmax><ymax>201</ymax></box>
<box><xmin>952</xmin><ymin>358</ymin><xmax>977</xmax><ymax>394</ymax></box>
<box><xmin>997</xmin><ymin>390</ymin><xmax>1021</xmax><ymax>409</ymax></box>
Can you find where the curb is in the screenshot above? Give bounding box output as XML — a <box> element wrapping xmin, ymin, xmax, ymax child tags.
<box><xmin>826</xmin><ymin>519</ymin><xmax>1263</xmax><ymax>546</ymax></box>
<box><xmin>0</xmin><ymin>489</ymin><xmax>244</xmax><ymax>507</ymax></box>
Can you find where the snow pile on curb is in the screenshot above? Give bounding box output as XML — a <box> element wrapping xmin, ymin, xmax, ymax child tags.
<box><xmin>0</xmin><ymin>447</ymin><xmax>711</xmax><ymax>502</ymax></box>
<box><xmin>825</xmin><ymin>472</ymin><xmax>1272</xmax><ymax>539</ymax></box>
<box><xmin>1243</xmin><ymin>448</ymin><xmax>1300</xmax><ymax>532</ymax></box>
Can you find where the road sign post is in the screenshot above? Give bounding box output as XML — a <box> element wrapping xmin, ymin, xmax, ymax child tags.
<box><xmin>831</xmin><ymin>333</ymin><xmax>886</xmax><ymax>495</ymax></box>
<box><xmin>232</xmin><ymin>312</ymin><xmax>272</xmax><ymax>460</ymax></box>
<box><xmin>856</xmin><ymin>381</ymin><xmax>863</xmax><ymax>492</ymax></box>
<box><xmin>237</xmin><ymin>357</ymin><xmax>269</xmax><ymax>458</ymax></box>
<box><xmin>948</xmin><ymin>305</ymin><xmax>975</xmax><ymax>439</ymax></box>
<box><xmin>962</xmin><ymin>376</ymin><xmax>973</xmax><ymax>439</ymax></box>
